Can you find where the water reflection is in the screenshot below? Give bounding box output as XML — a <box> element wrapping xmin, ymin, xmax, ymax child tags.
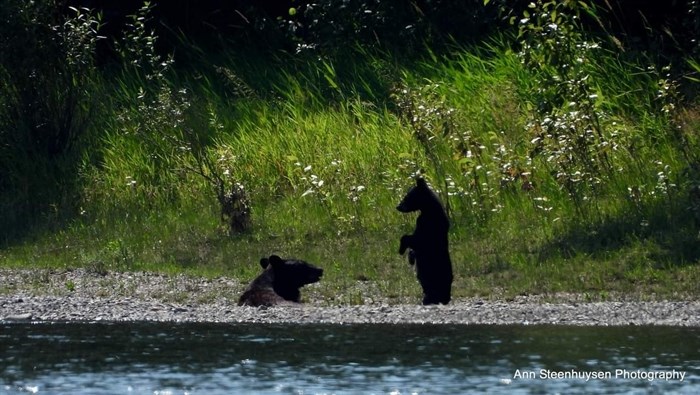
<box><xmin>1</xmin><ymin>322</ymin><xmax>698</xmax><ymax>394</ymax></box>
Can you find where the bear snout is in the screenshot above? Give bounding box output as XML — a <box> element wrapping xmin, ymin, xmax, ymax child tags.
<box><xmin>309</xmin><ymin>268</ymin><xmax>323</xmax><ymax>282</ymax></box>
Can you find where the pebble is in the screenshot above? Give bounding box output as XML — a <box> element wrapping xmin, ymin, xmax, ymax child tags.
<box><xmin>0</xmin><ymin>269</ymin><xmax>698</xmax><ymax>326</ymax></box>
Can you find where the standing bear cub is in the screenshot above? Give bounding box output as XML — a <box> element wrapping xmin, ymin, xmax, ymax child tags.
<box><xmin>397</xmin><ymin>177</ymin><xmax>453</xmax><ymax>305</ymax></box>
<box><xmin>238</xmin><ymin>255</ymin><xmax>323</xmax><ymax>307</ymax></box>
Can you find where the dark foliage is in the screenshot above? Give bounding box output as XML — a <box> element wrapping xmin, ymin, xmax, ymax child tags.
<box><xmin>0</xmin><ymin>0</ymin><xmax>102</xmax><ymax>243</ymax></box>
<box><xmin>66</xmin><ymin>1</ymin><xmax>700</xmax><ymax>57</ymax></box>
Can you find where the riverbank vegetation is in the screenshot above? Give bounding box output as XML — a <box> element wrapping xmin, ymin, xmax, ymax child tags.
<box><xmin>1</xmin><ymin>0</ymin><xmax>699</xmax><ymax>302</ymax></box>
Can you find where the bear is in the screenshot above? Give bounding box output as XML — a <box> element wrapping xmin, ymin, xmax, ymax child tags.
<box><xmin>397</xmin><ymin>177</ymin><xmax>453</xmax><ymax>305</ymax></box>
<box><xmin>238</xmin><ymin>254</ymin><xmax>324</xmax><ymax>307</ymax></box>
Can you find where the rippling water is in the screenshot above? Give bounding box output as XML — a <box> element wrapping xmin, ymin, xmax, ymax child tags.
<box><xmin>1</xmin><ymin>322</ymin><xmax>698</xmax><ymax>394</ymax></box>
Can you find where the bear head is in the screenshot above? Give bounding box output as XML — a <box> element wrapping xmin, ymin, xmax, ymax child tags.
<box><xmin>396</xmin><ymin>177</ymin><xmax>440</xmax><ymax>213</ymax></box>
<box><xmin>261</xmin><ymin>254</ymin><xmax>323</xmax><ymax>302</ymax></box>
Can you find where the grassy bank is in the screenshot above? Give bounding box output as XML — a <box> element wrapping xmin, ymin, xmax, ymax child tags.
<box><xmin>1</xmin><ymin>4</ymin><xmax>699</xmax><ymax>303</ymax></box>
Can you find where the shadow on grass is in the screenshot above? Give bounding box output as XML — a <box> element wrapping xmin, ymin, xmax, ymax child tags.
<box><xmin>0</xmin><ymin>184</ymin><xmax>78</xmax><ymax>249</ymax></box>
<box><xmin>540</xmin><ymin>196</ymin><xmax>700</xmax><ymax>268</ymax></box>
<box><xmin>0</xmin><ymin>168</ymin><xmax>83</xmax><ymax>248</ymax></box>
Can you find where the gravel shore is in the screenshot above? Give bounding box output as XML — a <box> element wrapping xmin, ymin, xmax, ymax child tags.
<box><xmin>1</xmin><ymin>269</ymin><xmax>698</xmax><ymax>326</ymax></box>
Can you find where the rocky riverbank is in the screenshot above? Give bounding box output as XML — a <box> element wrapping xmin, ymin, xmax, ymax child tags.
<box><xmin>1</xmin><ymin>269</ymin><xmax>698</xmax><ymax>326</ymax></box>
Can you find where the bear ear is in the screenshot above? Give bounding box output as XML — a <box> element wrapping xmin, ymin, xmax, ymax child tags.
<box><xmin>260</xmin><ymin>258</ymin><xmax>270</xmax><ymax>269</ymax></box>
<box><xmin>268</xmin><ymin>254</ymin><xmax>284</xmax><ymax>268</ymax></box>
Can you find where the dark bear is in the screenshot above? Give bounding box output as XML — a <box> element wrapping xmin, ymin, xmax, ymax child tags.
<box><xmin>397</xmin><ymin>177</ymin><xmax>453</xmax><ymax>305</ymax></box>
<box><xmin>238</xmin><ymin>255</ymin><xmax>324</xmax><ymax>307</ymax></box>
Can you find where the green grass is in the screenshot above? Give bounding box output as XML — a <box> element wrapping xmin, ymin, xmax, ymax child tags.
<box><xmin>1</xmin><ymin>35</ymin><xmax>699</xmax><ymax>303</ymax></box>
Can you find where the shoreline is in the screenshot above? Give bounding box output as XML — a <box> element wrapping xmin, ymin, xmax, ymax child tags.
<box><xmin>2</xmin><ymin>295</ymin><xmax>699</xmax><ymax>326</ymax></box>
<box><xmin>1</xmin><ymin>269</ymin><xmax>698</xmax><ymax>326</ymax></box>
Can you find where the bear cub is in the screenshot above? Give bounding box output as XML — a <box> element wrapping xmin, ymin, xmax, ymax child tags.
<box><xmin>238</xmin><ymin>255</ymin><xmax>323</xmax><ymax>307</ymax></box>
<box><xmin>397</xmin><ymin>177</ymin><xmax>453</xmax><ymax>305</ymax></box>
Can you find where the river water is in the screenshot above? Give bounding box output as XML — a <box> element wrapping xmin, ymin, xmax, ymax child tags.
<box><xmin>1</xmin><ymin>322</ymin><xmax>698</xmax><ymax>394</ymax></box>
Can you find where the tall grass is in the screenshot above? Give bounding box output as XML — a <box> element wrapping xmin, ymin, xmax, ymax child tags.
<box><xmin>1</xmin><ymin>2</ymin><xmax>699</xmax><ymax>302</ymax></box>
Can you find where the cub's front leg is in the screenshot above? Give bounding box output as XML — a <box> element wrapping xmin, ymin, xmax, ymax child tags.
<box><xmin>407</xmin><ymin>249</ymin><xmax>416</xmax><ymax>265</ymax></box>
<box><xmin>399</xmin><ymin>234</ymin><xmax>413</xmax><ymax>255</ymax></box>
